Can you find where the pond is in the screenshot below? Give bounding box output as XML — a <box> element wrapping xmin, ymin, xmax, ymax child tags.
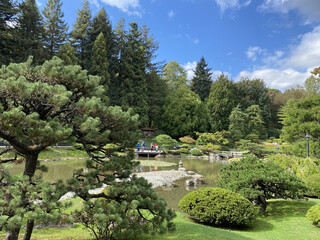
<box><xmin>7</xmin><ymin>156</ymin><xmax>226</xmax><ymax>209</ymax></box>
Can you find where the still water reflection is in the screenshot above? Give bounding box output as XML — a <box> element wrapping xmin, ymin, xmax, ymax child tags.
<box><xmin>8</xmin><ymin>156</ymin><xmax>226</xmax><ymax>209</ymax></box>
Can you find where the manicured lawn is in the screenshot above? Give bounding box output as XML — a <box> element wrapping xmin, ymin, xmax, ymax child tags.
<box><xmin>2</xmin><ymin>199</ymin><xmax>319</xmax><ymax>240</ymax></box>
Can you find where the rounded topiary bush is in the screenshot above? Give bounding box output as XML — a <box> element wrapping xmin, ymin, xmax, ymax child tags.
<box><xmin>190</xmin><ymin>149</ymin><xmax>202</xmax><ymax>156</ymax></box>
<box><xmin>178</xmin><ymin>188</ymin><xmax>256</xmax><ymax>226</ymax></box>
<box><xmin>305</xmin><ymin>174</ymin><xmax>320</xmax><ymax>198</ymax></box>
<box><xmin>306</xmin><ymin>203</ymin><xmax>320</xmax><ymax>227</ymax></box>
<box><xmin>179</xmin><ymin>148</ymin><xmax>189</xmax><ymax>154</ymax></box>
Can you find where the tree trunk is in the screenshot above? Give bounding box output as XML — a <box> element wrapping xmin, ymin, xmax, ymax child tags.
<box><xmin>23</xmin><ymin>152</ymin><xmax>39</xmax><ymax>178</ymax></box>
<box><xmin>5</xmin><ymin>228</ymin><xmax>20</xmax><ymax>240</ymax></box>
<box><xmin>23</xmin><ymin>220</ymin><xmax>35</xmax><ymax>240</ymax></box>
<box><xmin>258</xmin><ymin>195</ymin><xmax>267</xmax><ymax>214</ymax></box>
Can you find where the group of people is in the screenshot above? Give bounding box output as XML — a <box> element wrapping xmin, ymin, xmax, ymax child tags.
<box><xmin>136</xmin><ymin>141</ymin><xmax>159</xmax><ymax>151</ymax></box>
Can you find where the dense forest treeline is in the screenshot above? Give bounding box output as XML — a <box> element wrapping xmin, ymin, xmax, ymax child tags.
<box><xmin>1</xmin><ymin>0</ymin><xmax>319</xmax><ymax>140</ymax></box>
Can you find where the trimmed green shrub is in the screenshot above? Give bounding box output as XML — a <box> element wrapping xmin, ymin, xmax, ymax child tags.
<box><xmin>190</xmin><ymin>149</ymin><xmax>202</xmax><ymax>156</ymax></box>
<box><xmin>266</xmin><ymin>139</ymin><xmax>273</xmax><ymax>143</ymax></box>
<box><xmin>305</xmin><ymin>174</ymin><xmax>320</xmax><ymax>198</ymax></box>
<box><xmin>179</xmin><ymin>136</ymin><xmax>196</xmax><ymax>144</ymax></box>
<box><xmin>306</xmin><ymin>203</ymin><xmax>320</xmax><ymax>227</ymax></box>
<box><xmin>213</xmin><ymin>144</ymin><xmax>221</xmax><ymax>151</ymax></box>
<box><xmin>178</xmin><ymin>148</ymin><xmax>189</xmax><ymax>154</ymax></box>
<box><xmin>246</xmin><ymin>133</ymin><xmax>259</xmax><ymax>143</ymax></box>
<box><xmin>178</xmin><ymin>188</ymin><xmax>256</xmax><ymax>226</ymax></box>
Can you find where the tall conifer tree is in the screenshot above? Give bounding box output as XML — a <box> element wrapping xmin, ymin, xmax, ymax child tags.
<box><xmin>90</xmin><ymin>32</ymin><xmax>110</xmax><ymax>89</ymax></box>
<box><xmin>191</xmin><ymin>56</ymin><xmax>212</xmax><ymax>102</ymax></box>
<box><xmin>57</xmin><ymin>41</ymin><xmax>77</xmax><ymax>65</ymax></box>
<box><xmin>42</xmin><ymin>0</ymin><xmax>68</xmax><ymax>59</ymax></box>
<box><xmin>16</xmin><ymin>0</ymin><xmax>46</xmax><ymax>64</ymax></box>
<box><xmin>70</xmin><ymin>0</ymin><xmax>91</xmax><ymax>68</ymax></box>
<box><xmin>0</xmin><ymin>0</ymin><xmax>17</xmax><ymax>65</ymax></box>
<box><xmin>119</xmin><ymin>22</ymin><xmax>149</xmax><ymax>126</ymax></box>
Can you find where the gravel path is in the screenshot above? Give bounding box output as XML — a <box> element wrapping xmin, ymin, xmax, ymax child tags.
<box><xmin>134</xmin><ymin>170</ymin><xmax>201</xmax><ymax>188</ymax></box>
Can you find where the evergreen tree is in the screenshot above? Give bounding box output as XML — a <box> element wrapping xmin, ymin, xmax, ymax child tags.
<box><xmin>108</xmin><ymin>18</ymin><xmax>125</xmax><ymax>106</ymax></box>
<box><xmin>119</xmin><ymin>22</ymin><xmax>149</xmax><ymax>126</ymax></box>
<box><xmin>90</xmin><ymin>32</ymin><xmax>110</xmax><ymax>88</ymax></box>
<box><xmin>246</xmin><ymin>105</ymin><xmax>265</xmax><ymax>139</ymax></box>
<box><xmin>305</xmin><ymin>75</ymin><xmax>320</xmax><ymax>96</ymax></box>
<box><xmin>42</xmin><ymin>0</ymin><xmax>68</xmax><ymax>59</ymax></box>
<box><xmin>147</xmin><ymin>70</ymin><xmax>168</xmax><ymax>128</ymax></box>
<box><xmin>0</xmin><ymin>0</ymin><xmax>17</xmax><ymax>65</ymax></box>
<box><xmin>161</xmin><ymin>88</ymin><xmax>208</xmax><ymax>138</ymax></box>
<box><xmin>207</xmin><ymin>74</ymin><xmax>237</xmax><ymax>132</ymax></box>
<box><xmin>70</xmin><ymin>0</ymin><xmax>91</xmax><ymax>68</ymax></box>
<box><xmin>57</xmin><ymin>41</ymin><xmax>77</xmax><ymax>65</ymax></box>
<box><xmin>141</xmin><ymin>24</ymin><xmax>160</xmax><ymax>71</ymax></box>
<box><xmin>191</xmin><ymin>56</ymin><xmax>212</xmax><ymax>101</ymax></box>
<box><xmin>16</xmin><ymin>0</ymin><xmax>46</xmax><ymax>64</ymax></box>
<box><xmin>229</xmin><ymin>105</ymin><xmax>247</xmax><ymax>141</ymax></box>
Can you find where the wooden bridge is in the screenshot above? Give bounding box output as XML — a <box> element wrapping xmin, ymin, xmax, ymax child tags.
<box><xmin>135</xmin><ymin>147</ymin><xmax>163</xmax><ymax>157</ymax></box>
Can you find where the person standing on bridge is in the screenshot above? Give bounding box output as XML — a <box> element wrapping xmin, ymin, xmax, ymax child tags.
<box><xmin>155</xmin><ymin>143</ymin><xmax>159</xmax><ymax>151</ymax></box>
<box><xmin>150</xmin><ymin>142</ymin><xmax>154</xmax><ymax>150</ymax></box>
<box><xmin>136</xmin><ymin>143</ymin><xmax>140</xmax><ymax>151</ymax></box>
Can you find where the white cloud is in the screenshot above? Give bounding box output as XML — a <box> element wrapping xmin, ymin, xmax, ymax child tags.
<box><xmin>90</xmin><ymin>0</ymin><xmax>100</xmax><ymax>8</ymax></box>
<box><xmin>259</xmin><ymin>0</ymin><xmax>320</xmax><ymax>22</ymax></box>
<box><xmin>239</xmin><ymin>24</ymin><xmax>320</xmax><ymax>91</ymax></box>
<box><xmin>214</xmin><ymin>0</ymin><xmax>251</xmax><ymax>12</ymax></box>
<box><xmin>236</xmin><ymin>68</ymin><xmax>311</xmax><ymax>90</ymax></box>
<box><xmin>183</xmin><ymin>61</ymin><xmax>197</xmax><ymax>80</ymax></box>
<box><xmin>193</xmin><ymin>38</ymin><xmax>199</xmax><ymax>45</ymax></box>
<box><xmin>168</xmin><ymin>9</ymin><xmax>175</xmax><ymax>18</ymax></box>
<box><xmin>100</xmin><ymin>0</ymin><xmax>142</xmax><ymax>16</ymax></box>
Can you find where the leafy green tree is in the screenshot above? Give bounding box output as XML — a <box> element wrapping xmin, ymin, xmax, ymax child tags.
<box><xmin>191</xmin><ymin>57</ymin><xmax>212</xmax><ymax>101</ymax></box>
<box><xmin>305</xmin><ymin>75</ymin><xmax>320</xmax><ymax>97</ymax></box>
<box><xmin>228</xmin><ymin>105</ymin><xmax>247</xmax><ymax>141</ymax></box>
<box><xmin>195</xmin><ymin>131</ymin><xmax>230</xmax><ymax>146</ymax></box>
<box><xmin>57</xmin><ymin>41</ymin><xmax>78</xmax><ymax>65</ymax></box>
<box><xmin>42</xmin><ymin>0</ymin><xmax>68</xmax><ymax>59</ymax></box>
<box><xmin>246</xmin><ymin>105</ymin><xmax>265</xmax><ymax>139</ymax></box>
<box><xmin>119</xmin><ymin>22</ymin><xmax>149</xmax><ymax>126</ymax></box>
<box><xmin>161</xmin><ymin>88</ymin><xmax>208</xmax><ymax>138</ymax></box>
<box><xmin>90</xmin><ymin>32</ymin><xmax>110</xmax><ymax>88</ymax></box>
<box><xmin>16</xmin><ymin>0</ymin><xmax>46</xmax><ymax>64</ymax></box>
<box><xmin>162</xmin><ymin>61</ymin><xmax>188</xmax><ymax>91</ymax></box>
<box><xmin>207</xmin><ymin>74</ymin><xmax>236</xmax><ymax>132</ymax></box>
<box><xmin>155</xmin><ymin>134</ymin><xmax>177</xmax><ymax>149</ymax></box>
<box><xmin>235</xmin><ymin>78</ymin><xmax>270</xmax><ymax>131</ymax></box>
<box><xmin>0</xmin><ymin>0</ymin><xmax>17</xmax><ymax>65</ymax></box>
<box><xmin>0</xmin><ymin>56</ymin><xmax>138</xmax><ymax>239</ymax></box>
<box><xmin>281</xmin><ymin>94</ymin><xmax>320</xmax><ymax>157</ymax></box>
<box><xmin>218</xmin><ymin>157</ymin><xmax>307</xmax><ymax>213</ymax></box>
<box><xmin>70</xmin><ymin>0</ymin><xmax>91</xmax><ymax>68</ymax></box>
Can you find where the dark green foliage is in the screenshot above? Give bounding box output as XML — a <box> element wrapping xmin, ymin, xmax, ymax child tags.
<box><xmin>229</xmin><ymin>105</ymin><xmax>247</xmax><ymax>141</ymax></box>
<box><xmin>0</xmin><ymin>166</ymin><xmax>70</xmax><ymax>239</ymax></box>
<box><xmin>119</xmin><ymin>22</ymin><xmax>149</xmax><ymax>126</ymax></box>
<box><xmin>0</xmin><ymin>0</ymin><xmax>17</xmax><ymax>66</ymax></box>
<box><xmin>190</xmin><ymin>149</ymin><xmax>202</xmax><ymax>156</ymax></box>
<box><xmin>218</xmin><ymin>157</ymin><xmax>307</xmax><ymax>213</ymax></box>
<box><xmin>16</xmin><ymin>0</ymin><xmax>46</xmax><ymax>64</ymax></box>
<box><xmin>155</xmin><ymin>134</ymin><xmax>177</xmax><ymax>150</ymax></box>
<box><xmin>161</xmin><ymin>88</ymin><xmax>208</xmax><ymax>138</ymax></box>
<box><xmin>42</xmin><ymin>0</ymin><xmax>68</xmax><ymax>58</ymax></box>
<box><xmin>74</xmin><ymin>176</ymin><xmax>176</xmax><ymax>240</ymax></box>
<box><xmin>57</xmin><ymin>42</ymin><xmax>78</xmax><ymax>65</ymax></box>
<box><xmin>281</xmin><ymin>95</ymin><xmax>320</xmax><ymax>157</ymax></box>
<box><xmin>90</xmin><ymin>32</ymin><xmax>110</xmax><ymax>88</ymax></box>
<box><xmin>246</xmin><ymin>133</ymin><xmax>259</xmax><ymax>143</ymax></box>
<box><xmin>178</xmin><ymin>188</ymin><xmax>256</xmax><ymax>226</ymax></box>
<box><xmin>304</xmin><ymin>174</ymin><xmax>320</xmax><ymax>198</ymax></box>
<box><xmin>246</xmin><ymin>105</ymin><xmax>266</xmax><ymax>139</ymax></box>
<box><xmin>191</xmin><ymin>56</ymin><xmax>212</xmax><ymax>101</ymax></box>
<box><xmin>306</xmin><ymin>203</ymin><xmax>320</xmax><ymax>227</ymax></box>
<box><xmin>207</xmin><ymin>74</ymin><xmax>237</xmax><ymax>132</ymax></box>
<box><xmin>146</xmin><ymin>70</ymin><xmax>167</xmax><ymax>128</ymax></box>
<box><xmin>70</xmin><ymin>0</ymin><xmax>91</xmax><ymax>68</ymax></box>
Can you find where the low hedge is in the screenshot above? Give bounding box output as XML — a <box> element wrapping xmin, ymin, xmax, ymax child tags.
<box><xmin>178</xmin><ymin>148</ymin><xmax>189</xmax><ymax>154</ymax></box>
<box><xmin>190</xmin><ymin>149</ymin><xmax>202</xmax><ymax>156</ymax></box>
<box><xmin>306</xmin><ymin>203</ymin><xmax>320</xmax><ymax>227</ymax></box>
<box><xmin>178</xmin><ymin>188</ymin><xmax>256</xmax><ymax>226</ymax></box>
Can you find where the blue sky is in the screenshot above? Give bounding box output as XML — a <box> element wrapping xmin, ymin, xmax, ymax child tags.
<box><xmin>36</xmin><ymin>0</ymin><xmax>320</xmax><ymax>91</ymax></box>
